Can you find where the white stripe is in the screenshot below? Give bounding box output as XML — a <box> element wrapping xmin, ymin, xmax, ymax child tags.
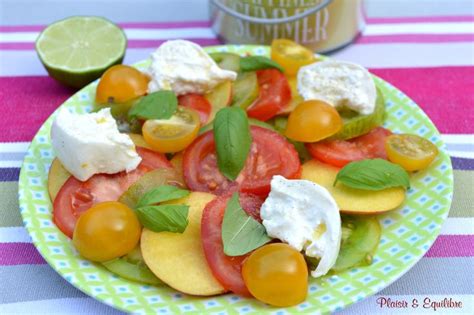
<box><xmin>442</xmin><ymin>134</ymin><xmax>474</xmax><ymax>144</ymax></box>
<box><xmin>446</xmin><ymin>150</ymin><xmax>474</xmax><ymax>159</ymax></box>
<box><xmin>0</xmin><ymin>227</ymin><xmax>31</xmax><ymax>243</ymax></box>
<box><xmin>364</xmin><ymin>22</ymin><xmax>474</xmax><ymax>35</ymax></box>
<box><xmin>0</xmin><ymin>27</ymin><xmax>215</xmax><ymax>42</ymax></box>
<box><xmin>2</xmin><ymin>42</ymin><xmax>474</xmax><ymax>77</ymax></box>
<box><xmin>0</xmin><ymin>160</ymin><xmax>23</xmax><ymax>167</ymax></box>
<box><xmin>1</xmin><ymin>22</ymin><xmax>473</xmax><ymax>43</ymax></box>
<box><xmin>0</xmin><ymin>297</ymin><xmax>123</xmax><ymax>314</ymax></box>
<box><xmin>340</xmin><ymin>294</ymin><xmax>474</xmax><ymax>314</ymax></box>
<box><xmin>332</xmin><ymin>42</ymin><xmax>474</xmax><ymax>68</ymax></box>
<box><xmin>124</xmin><ymin>28</ymin><xmax>215</xmax><ymax>40</ymax></box>
<box><xmin>440</xmin><ymin>218</ymin><xmax>474</xmax><ymax>235</ymax></box>
<box><xmin>0</xmin><ymin>142</ymin><xmax>30</xmax><ymax>152</ymax></box>
<box><xmin>0</xmin><ymin>295</ymin><xmax>472</xmax><ymax>314</ymax></box>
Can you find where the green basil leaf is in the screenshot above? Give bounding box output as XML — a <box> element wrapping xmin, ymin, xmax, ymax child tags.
<box><xmin>240</xmin><ymin>56</ymin><xmax>284</xmax><ymax>73</ymax></box>
<box><xmin>222</xmin><ymin>193</ymin><xmax>271</xmax><ymax>256</ymax></box>
<box><xmin>136</xmin><ymin>205</ymin><xmax>189</xmax><ymax>233</ymax></box>
<box><xmin>213</xmin><ymin>107</ymin><xmax>252</xmax><ymax>180</ymax></box>
<box><xmin>136</xmin><ymin>185</ymin><xmax>190</xmax><ymax>208</ymax></box>
<box><xmin>128</xmin><ymin>90</ymin><xmax>177</xmax><ymax>120</ymax></box>
<box><xmin>334</xmin><ymin>159</ymin><xmax>410</xmax><ymax>191</ymax></box>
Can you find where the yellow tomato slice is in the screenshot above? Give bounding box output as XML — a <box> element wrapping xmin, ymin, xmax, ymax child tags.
<box><xmin>385</xmin><ymin>134</ymin><xmax>438</xmax><ymax>171</ymax></box>
<box><xmin>142</xmin><ymin>106</ymin><xmax>200</xmax><ymax>153</ymax></box>
<box><xmin>280</xmin><ymin>76</ymin><xmax>303</xmax><ymax>115</ymax></box>
<box><xmin>271</xmin><ymin>39</ymin><xmax>316</xmax><ymax>76</ymax></box>
<box><xmin>285</xmin><ymin>100</ymin><xmax>342</xmax><ymax>142</ymax></box>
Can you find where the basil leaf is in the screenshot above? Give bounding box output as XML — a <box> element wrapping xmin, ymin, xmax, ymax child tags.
<box><xmin>240</xmin><ymin>56</ymin><xmax>284</xmax><ymax>73</ymax></box>
<box><xmin>213</xmin><ymin>107</ymin><xmax>252</xmax><ymax>180</ymax></box>
<box><xmin>128</xmin><ymin>90</ymin><xmax>177</xmax><ymax>120</ymax></box>
<box><xmin>222</xmin><ymin>193</ymin><xmax>271</xmax><ymax>256</ymax></box>
<box><xmin>136</xmin><ymin>205</ymin><xmax>189</xmax><ymax>233</ymax></box>
<box><xmin>136</xmin><ymin>185</ymin><xmax>190</xmax><ymax>208</ymax></box>
<box><xmin>334</xmin><ymin>159</ymin><xmax>410</xmax><ymax>191</ymax></box>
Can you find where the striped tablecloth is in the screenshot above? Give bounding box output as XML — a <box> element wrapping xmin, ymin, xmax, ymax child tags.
<box><xmin>0</xmin><ymin>14</ymin><xmax>473</xmax><ymax>315</ymax></box>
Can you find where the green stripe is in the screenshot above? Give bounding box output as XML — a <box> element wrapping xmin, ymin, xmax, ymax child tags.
<box><xmin>449</xmin><ymin>170</ymin><xmax>473</xmax><ymax>218</ymax></box>
<box><xmin>0</xmin><ymin>182</ymin><xmax>23</xmax><ymax>227</ymax></box>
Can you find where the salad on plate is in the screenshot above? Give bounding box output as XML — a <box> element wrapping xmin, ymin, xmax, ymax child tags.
<box><xmin>47</xmin><ymin>38</ymin><xmax>439</xmax><ymax>307</ymax></box>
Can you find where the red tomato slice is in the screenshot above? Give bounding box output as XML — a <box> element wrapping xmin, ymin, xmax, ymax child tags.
<box><xmin>178</xmin><ymin>94</ymin><xmax>212</xmax><ymax>125</ymax></box>
<box><xmin>201</xmin><ymin>193</ymin><xmax>264</xmax><ymax>296</ymax></box>
<box><xmin>183</xmin><ymin>126</ymin><xmax>301</xmax><ymax>196</ymax></box>
<box><xmin>247</xmin><ymin>69</ymin><xmax>291</xmax><ymax>121</ymax></box>
<box><xmin>53</xmin><ymin>147</ymin><xmax>171</xmax><ymax>238</ymax></box>
<box><xmin>306</xmin><ymin>127</ymin><xmax>393</xmax><ymax>167</ymax></box>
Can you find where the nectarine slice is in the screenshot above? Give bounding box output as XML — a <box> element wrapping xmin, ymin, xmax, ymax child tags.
<box><xmin>48</xmin><ymin>158</ymin><xmax>71</xmax><ymax>202</ymax></box>
<box><xmin>301</xmin><ymin>160</ymin><xmax>405</xmax><ymax>214</ymax></box>
<box><xmin>141</xmin><ymin>192</ymin><xmax>226</xmax><ymax>296</ymax></box>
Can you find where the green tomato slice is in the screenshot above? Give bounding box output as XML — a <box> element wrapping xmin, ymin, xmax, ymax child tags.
<box><xmin>332</xmin><ymin>215</ymin><xmax>381</xmax><ymax>272</ymax></box>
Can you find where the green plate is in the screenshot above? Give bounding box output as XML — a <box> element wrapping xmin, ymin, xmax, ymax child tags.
<box><xmin>18</xmin><ymin>45</ymin><xmax>453</xmax><ymax>314</ymax></box>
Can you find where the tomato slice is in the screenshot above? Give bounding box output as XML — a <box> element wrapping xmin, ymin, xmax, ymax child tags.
<box><xmin>178</xmin><ymin>94</ymin><xmax>212</xmax><ymax>125</ymax></box>
<box><xmin>306</xmin><ymin>127</ymin><xmax>392</xmax><ymax>167</ymax></box>
<box><xmin>183</xmin><ymin>126</ymin><xmax>301</xmax><ymax>196</ymax></box>
<box><xmin>142</xmin><ymin>106</ymin><xmax>200</xmax><ymax>153</ymax></box>
<box><xmin>247</xmin><ymin>69</ymin><xmax>291</xmax><ymax>121</ymax></box>
<box><xmin>53</xmin><ymin>147</ymin><xmax>171</xmax><ymax>238</ymax></box>
<box><xmin>201</xmin><ymin>193</ymin><xmax>264</xmax><ymax>296</ymax></box>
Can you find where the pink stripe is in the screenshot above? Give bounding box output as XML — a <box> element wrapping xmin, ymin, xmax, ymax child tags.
<box><xmin>0</xmin><ymin>236</ymin><xmax>471</xmax><ymax>266</ymax></box>
<box><xmin>0</xmin><ymin>38</ymin><xmax>221</xmax><ymax>50</ymax></box>
<box><xmin>0</xmin><ymin>42</ymin><xmax>35</xmax><ymax>50</ymax></box>
<box><xmin>370</xmin><ymin>66</ymin><xmax>474</xmax><ymax>134</ymax></box>
<box><xmin>425</xmin><ymin>235</ymin><xmax>474</xmax><ymax>257</ymax></box>
<box><xmin>119</xmin><ymin>20</ymin><xmax>211</xmax><ymax>29</ymax></box>
<box><xmin>0</xmin><ymin>76</ymin><xmax>74</xmax><ymax>142</ymax></box>
<box><xmin>367</xmin><ymin>15</ymin><xmax>474</xmax><ymax>24</ymax></box>
<box><xmin>0</xmin><ymin>20</ymin><xmax>211</xmax><ymax>32</ymax></box>
<box><xmin>0</xmin><ymin>67</ymin><xmax>472</xmax><ymax>141</ymax></box>
<box><xmin>0</xmin><ymin>25</ymin><xmax>45</xmax><ymax>32</ymax></box>
<box><xmin>356</xmin><ymin>33</ymin><xmax>474</xmax><ymax>44</ymax></box>
<box><xmin>0</xmin><ymin>243</ymin><xmax>46</xmax><ymax>265</ymax></box>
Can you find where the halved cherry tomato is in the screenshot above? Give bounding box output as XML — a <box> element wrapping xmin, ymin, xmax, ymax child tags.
<box><xmin>178</xmin><ymin>94</ymin><xmax>212</xmax><ymax>125</ymax></box>
<box><xmin>285</xmin><ymin>100</ymin><xmax>343</xmax><ymax>142</ymax></box>
<box><xmin>73</xmin><ymin>201</ymin><xmax>141</xmax><ymax>262</ymax></box>
<box><xmin>271</xmin><ymin>39</ymin><xmax>316</xmax><ymax>76</ymax></box>
<box><xmin>385</xmin><ymin>134</ymin><xmax>438</xmax><ymax>171</ymax></box>
<box><xmin>53</xmin><ymin>147</ymin><xmax>171</xmax><ymax>238</ymax></box>
<box><xmin>183</xmin><ymin>126</ymin><xmax>301</xmax><ymax>196</ymax></box>
<box><xmin>201</xmin><ymin>193</ymin><xmax>264</xmax><ymax>296</ymax></box>
<box><xmin>247</xmin><ymin>69</ymin><xmax>291</xmax><ymax>121</ymax></box>
<box><xmin>306</xmin><ymin>127</ymin><xmax>392</xmax><ymax>167</ymax></box>
<box><xmin>95</xmin><ymin>65</ymin><xmax>149</xmax><ymax>104</ymax></box>
<box><xmin>142</xmin><ymin>106</ymin><xmax>200</xmax><ymax>153</ymax></box>
<box><xmin>242</xmin><ymin>243</ymin><xmax>308</xmax><ymax>307</ymax></box>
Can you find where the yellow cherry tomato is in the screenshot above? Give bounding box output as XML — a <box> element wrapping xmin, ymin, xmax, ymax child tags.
<box><xmin>271</xmin><ymin>39</ymin><xmax>316</xmax><ymax>76</ymax></box>
<box><xmin>385</xmin><ymin>134</ymin><xmax>438</xmax><ymax>171</ymax></box>
<box><xmin>242</xmin><ymin>243</ymin><xmax>308</xmax><ymax>307</ymax></box>
<box><xmin>285</xmin><ymin>100</ymin><xmax>343</xmax><ymax>142</ymax></box>
<box><xmin>96</xmin><ymin>65</ymin><xmax>149</xmax><ymax>104</ymax></box>
<box><xmin>142</xmin><ymin>106</ymin><xmax>200</xmax><ymax>153</ymax></box>
<box><xmin>73</xmin><ymin>201</ymin><xmax>141</xmax><ymax>262</ymax></box>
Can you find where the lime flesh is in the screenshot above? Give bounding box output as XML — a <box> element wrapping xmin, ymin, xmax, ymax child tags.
<box><xmin>36</xmin><ymin>16</ymin><xmax>127</xmax><ymax>88</ymax></box>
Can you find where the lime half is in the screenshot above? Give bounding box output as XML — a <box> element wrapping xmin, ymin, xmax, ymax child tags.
<box><xmin>36</xmin><ymin>16</ymin><xmax>127</xmax><ymax>88</ymax></box>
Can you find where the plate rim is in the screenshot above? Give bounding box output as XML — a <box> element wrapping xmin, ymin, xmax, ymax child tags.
<box><xmin>18</xmin><ymin>44</ymin><xmax>454</xmax><ymax>314</ymax></box>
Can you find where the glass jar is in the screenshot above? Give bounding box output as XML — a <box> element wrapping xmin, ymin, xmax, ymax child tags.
<box><xmin>209</xmin><ymin>0</ymin><xmax>365</xmax><ymax>53</ymax></box>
